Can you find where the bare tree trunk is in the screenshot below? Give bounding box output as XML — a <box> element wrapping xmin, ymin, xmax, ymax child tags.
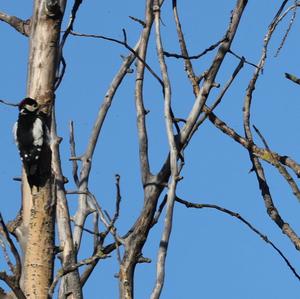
<box><xmin>21</xmin><ymin>1</ymin><xmax>66</xmax><ymax>297</ymax></box>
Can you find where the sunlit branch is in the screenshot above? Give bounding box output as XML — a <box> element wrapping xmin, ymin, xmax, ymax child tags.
<box><xmin>71</xmin><ymin>36</ymin><xmax>142</xmax><ymax>252</ymax></box>
<box><xmin>50</xmin><ymin>106</ymin><xmax>82</xmax><ymax>298</ymax></box>
<box><xmin>179</xmin><ymin>0</ymin><xmax>248</xmax><ymax>146</ymax></box>
<box><xmin>151</xmin><ymin>1</ymin><xmax>180</xmax><ymax>297</ymax></box>
<box><xmin>191</xmin><ymin>57</ymin><xmax>245</xmax><ymax>134</ymax></box>
<box><xmin>0</xmin><ymin>11</ymin><xmax>30</xmax><ymax>36</ymax></box>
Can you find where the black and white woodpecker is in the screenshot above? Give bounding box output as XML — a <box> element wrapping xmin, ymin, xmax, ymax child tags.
<box><xmin>13</xmin><ymin>97</ymin><xmax>45</xmax><ymax>187</ymax></box>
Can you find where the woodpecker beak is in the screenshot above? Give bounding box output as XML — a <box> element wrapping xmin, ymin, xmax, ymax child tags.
<box><xmin>20</xmin><ymin>108</ymin><xmax>26</xmax><ymax>115</ymax></box>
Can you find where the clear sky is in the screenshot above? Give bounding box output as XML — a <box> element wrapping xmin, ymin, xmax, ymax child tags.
<box><xmin>1</xmin><ymin>0</ymin><xmax>300</xmax><ymax>298</ymax></box>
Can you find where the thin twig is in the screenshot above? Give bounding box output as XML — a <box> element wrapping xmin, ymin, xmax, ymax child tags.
<box><xmin>152</xmin><ymin>194</ymin><xmax>167</xmax><ymax>226</ymax></box>
<box><xmin>80</xmin><ymin>176</ymin><xmax>123</xmax><ymax>286</ymax></box>
<box><xmin>275</xmin><ymin>1</ymin><xmax>299</xmax><ymax>57</ymax></box>
<box><xmin>191</xmin><ymin>57</ymin><xmax>245</xmax><ymax>133</ymax></box>
<box><xmin>179</xmin><ymin>0</ymin><xmax>248</xmax><ymax>147</ymax></box>
<box><xmin>70</xmin><ymin>30</ymin><xmax>164</xmax><ymax>89</ymax></box>
<box><xmin>69</xmin><ymin>121</ymin><xmax>79</xmax><ymax>187</ymax></box>
<box><xmin>129</xmin><ymin>15</ymin><xmax>146</xmax><ymax>27</ymax></box>
<box><xmin>228</xmin><ymin>49</ymin><xmax>260</xmax><ymax>68</ymax></box>
<box><xmin>175</xmin><ymin>197</ymin><xmax>300</xmax><ymax>281</ymax></box>
<box><xmin>55</xmin><ymin>0</ymin><xmax>83</xmax><ymax>89</ymax></box>
<box><xmin>71</xmin><ymin>36</ymin><xmax>142</xmax><ymax>252</ymax></box>
<box><xmin>0</xmin><ymin>99</ymin><xmax>19</xmax><ymax>107</ymax></box>
<box><xmin>0</xmin><ymin>214</ymin><xmax>24</xmax><ymax>299</ymax></box>
<box><xmin>171</xmin><ymin>0</ymin><xmax>200</xmax><ymax>95</ymax></box>
<box><xmin>0</xmin><ymin>214</ymin><xmax>22</xmax><ymax>282</ymax></box>
<box><xmin>79</xmin><ymin>213</ymin><xmax>100</xmax><ymax>287</ymax></box>
<box><xmin>164</xmin><ymin>38</ymin><xmax>225</xmax><ymax>60</ymax></box>
<box><xmin>285</xmin><ymin>72</ymin><xmax>300</xmax><ymax>85</ymax></box>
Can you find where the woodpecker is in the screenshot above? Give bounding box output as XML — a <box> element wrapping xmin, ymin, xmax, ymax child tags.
<box><xmin>13</xmin><ymin>97</ymin><xmax>45</xmax><ymax>187</ymax></box>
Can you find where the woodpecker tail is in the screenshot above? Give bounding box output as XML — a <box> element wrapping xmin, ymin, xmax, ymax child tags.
<box><xmin>23</xmin><ymin>161</ymin><xmax>41</xmax><ymax>188</ymax></box>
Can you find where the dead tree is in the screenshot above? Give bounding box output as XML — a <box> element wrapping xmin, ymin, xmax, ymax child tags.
<box><xmin>0</xmin><ymin>0</ymin><xmax>300</xmax><ymax>298</ymax></box>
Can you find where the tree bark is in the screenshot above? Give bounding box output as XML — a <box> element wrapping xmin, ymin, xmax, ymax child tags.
<box><xmin>21</xmin><ymin>1</ymin><xmax>66</xmax><ymax>298</ymax></box>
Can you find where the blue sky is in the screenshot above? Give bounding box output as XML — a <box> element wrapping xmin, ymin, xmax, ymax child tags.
<box><xmin>1</xmin><ymin>1</ymin><xmax>300</xmax><ymax>298</ymax></box>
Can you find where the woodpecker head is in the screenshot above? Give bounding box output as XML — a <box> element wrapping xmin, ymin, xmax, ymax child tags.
<box><xmin>19</xmin><ymin>98</ymin><xmax>39</xmax><ymax>114</ymax></box>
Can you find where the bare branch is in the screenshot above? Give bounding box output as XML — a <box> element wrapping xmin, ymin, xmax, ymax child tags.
<box><xmin>152</xmin><ymin>195</ymin><xmax>167</xmax><ymax>226</ymax></box>
<box><xmin>79</xmin><ymin>177</ymin><xmax>122</xmax><ymax>288</ymax></box>
<box><xmin>275</xmin><ymin>2</ymin><xmax>299</xmax><ymax>56</ymax></box>
<box><xmin>192</xmin><ymin>57</ymin><xmax>245</xmax><ymax>133</ymax></box>
<box><xmin>0</xmin><ymin>214</ymin><xmax>22</xmax><ymax>283</ymax></box>
<box><xmin>129</xmin><ymin>15</ymin><xmax>146</xmax><ymax>27</ymax></box>
<box><xmin>175</xmin><ymin>197</ymin><xmax>300</xmax><ymax>282</ymax></box>
<box><xmin>131</xmin><ymin>2</ymin><xmax>155</xmax><ymax>186</ymax></box>
<box><xmin>112</xmin><ymin>174</ymin><xmax>122</xmax><ymax>225</ymax></box>
<box><xmin>285</xmin><ymin>72</ymin><xmax>300</xmax><ymax>85</ymax></box>
<box><xmin>0</xmin><ymin>11</ymin><xmax>30</xmax><ymax>36</ymax></box>
<box><xmin>171</xmin><ymin>0</ymin><xmax>200</xmax><ymax>95</ymax></box>
<box><xmin>50</xmin><ymin>107</ymin><xmax>82</xmax><ymax>298</ymax></box>
<box><xmin>171</xmin><ymin>0</ymin><xmax>293</xmax><ymax>186</ymax></box>
<box><xmin>69</xmin><ymin>121</ymin><xmax>80</xmax><ymax>187</ymax></box>
<box><xmin>55</xmin><ymin>0</ymin><xmax>83</xmax><ymax>89</ymax></box>
<box><xmin>70</xmin><ymin>30</ymin><xmax>164</xmax><ymax>91</ymax></box>
<box><xmin>71</xmin><ymin>36</ymin><xmax>142</xmax><ymax>251</ymax></box>
<box><xmin>49</xmin><ymin>249</ymin><xmax>110</xmax><ymax>297</ymax></box>
<box><xmin>243</xmin><ymin>0</ymin><xmax>291</xmax><ymax>142</ymax></box>
<box><xmin>180</xmin><ymin>0</ymin><xmax>248</xmax><ymax>146</ymax></box>
<box><xmin>0</xmin><ymin>99</ymin><xmax>19</xmax><ymax>107</ymax></box>
<box><xmin>240</xmin><ymin>1</ymin><xmax>300</xmax><ymax>252</ymax></box>
<box><xmin>250</xmin><ymin>150</ymin><xmax>300</xmax><ymax>251</ymax></box>
<box><xmin>0</xmin><ymin>271</ymin><xmax>26</xmax><ymax>299</ymax></box>
<box><xmin>0</xmin><ymin>214</ymin><xmax>24</xmax><ymax>298</ymax></box>
<box><xmin>228</xmin><ymin>49</ymin><xmax>260</xmax><ymax>68</ymax></box>
<box><xmin>205</xmin><ymin>110</ymin><xmax>300</xmax><ymax>178</ymax></box>
<box><xmin>0</xmin><ymin>238</ymin><xmax>15</xmax><ymax>274</ymax></box>
<box><xmin>79</xmin><ymin>213</ymin><xmax>99</xmax><ymax>287</ymax></box>
<box><xmin>151</xmin><ymin>1</ymin><xmax>179</xmax><ymax>298</ymax></box>
<box><xmin>253</xmin><ymin>125</ymin><xmax>300</xmax><ymax>202</ymax></box>
<box><xmin>163</xmin><ymin>38</ymin><xmax>224</xmax><ymax>60</ymax></box>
